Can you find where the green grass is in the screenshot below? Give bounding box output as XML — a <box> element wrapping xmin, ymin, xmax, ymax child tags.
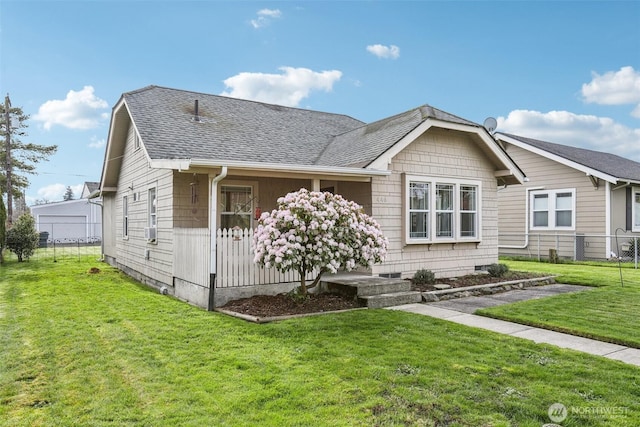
<box><xmin>478</xmin><ymin>259</ymin><xmax>640</xmax><ymax>348</ymax></box>
<box><xmin>1</xmin><ymin>257</ymin><xmax>639</xmax><ymax>426</ymax></box>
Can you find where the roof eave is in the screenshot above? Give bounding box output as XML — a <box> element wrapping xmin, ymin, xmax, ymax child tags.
<box><xmin>149</xmin><ymin>158</ymin><xmax>392</xmax><ymax>178</ymax></box>
<box><xmin>366</xmin><ymin>118</ymin><xmax>525</xmax><ymax>185</ymax></box>
<box><xmin>496</xmin><ymin>133</ymin><xmax>620</xmax><ymax>184</ymax></box>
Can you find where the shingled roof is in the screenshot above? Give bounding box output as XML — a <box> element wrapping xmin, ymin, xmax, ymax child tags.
<box><xmin>122</xmin><ymin>86</ymin><xmax>486</xmax><ymax>168</ymax></box>
<box><xmin>123</xmin><ymin>86</ymin><xmax>364</xmax><ymax>165</ymax></box>
<box><xmin>498</xmin><ymin>133</ymin><xmax>640</xmax><ymax>184</ymax></box>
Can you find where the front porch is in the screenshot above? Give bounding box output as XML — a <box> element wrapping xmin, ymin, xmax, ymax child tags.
<box><xmin>171</xmin><ymin>227</ymin><xmax>420</xmax><ymax>308</ymax></box>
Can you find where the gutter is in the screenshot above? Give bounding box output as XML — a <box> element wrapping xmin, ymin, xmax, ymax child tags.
<box><xmin>149</xmin><ymin>158</ymin><xmax>391</xmax><ymax>178</ymax></box>
<box><xmin>208</xmin><ymin>166</ymin><xmax>228</xmax><ymax>311</ymax></box>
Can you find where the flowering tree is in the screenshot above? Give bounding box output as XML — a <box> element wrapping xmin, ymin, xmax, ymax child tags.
<box><xmin>253</xmin><ymin>189</ymin><xmax>388</xmax><ymax>295</ymax></box>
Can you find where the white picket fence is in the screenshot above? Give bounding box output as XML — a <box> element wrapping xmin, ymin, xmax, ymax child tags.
<box><xmin>174</xmin><ymin>227</ymin><xmax>312</xmax><ymax>288</ymax></box>
<box><xmin>215</xmin><ymin>228</ymin><xmax>314</xmax><ymax>288</ymax></box>
<box><xmin>174</xmin><ymin>228</ymin><xmax>211</xmax><ymax>287</ymax></box>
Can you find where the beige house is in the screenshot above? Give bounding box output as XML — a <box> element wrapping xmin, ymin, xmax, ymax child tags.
<box><xmin>99</xmin><ymin>85</ymin><xmax>524</xmax><ymax>309</ymax></box>
<box><xmin>496</xmin><ymin>133</ymin><xmax>640</xmax><ymax>260</ymax></box>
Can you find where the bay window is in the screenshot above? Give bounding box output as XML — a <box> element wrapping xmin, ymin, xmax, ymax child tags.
<box><xmin>405</xmin><ymin>175</ymin><xmax>480</xmax><ymax>243</ymax></box>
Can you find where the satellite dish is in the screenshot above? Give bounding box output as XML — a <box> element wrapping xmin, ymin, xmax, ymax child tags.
<box><xmin>483</xmin><ymin>117</ymin><xmax>497</xmax><ymax>134</ymax></box>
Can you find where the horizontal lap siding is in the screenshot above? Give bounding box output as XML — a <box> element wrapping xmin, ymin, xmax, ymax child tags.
<box><xmin>113</xmin><ymin>124</ymin><xmax>175</xmax><ymax>287</ymax></box>
<box><xmin>371</xmin><ymin>128</ymin><xmax>498</xmax><ymax>278</ymax></box>
<box><xmin>498</xmin><ymin>144</ymin><xmax>608</xmax><ymax>258</ymax></box>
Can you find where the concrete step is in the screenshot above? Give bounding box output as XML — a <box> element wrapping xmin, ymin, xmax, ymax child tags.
<box><xmin>324</xmin><ymin>277</ymin><xmax>411</xmax><ymax>297</ymax></box>
<box><xmin>359</xmin><ymin>291</ymin><xmax>423</xmax><ymax>309</ymax></box>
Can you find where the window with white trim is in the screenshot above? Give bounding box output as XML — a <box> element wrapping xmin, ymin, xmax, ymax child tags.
<box><xmin>530</xmin><ymin>189</ymin><xmax>575</xmax><ymax>230</ymax></box>
<box><xmin>405</xmin><ymin>175</ymin><xmax>481</xmax><ymax>243</ymax></box>
<box><xmin>148</xmin><ymin>187</ymin><xmax>157</xmax><ymax>228</ymax></box>
<box><xmin>409</xmin><ymin>182</ymin><xmax>429</xmax><ymax>239</ymax></box>
<box><xmin>123</xmin><ymin>195</ymin><xmax>128</xmax><ymax>238</ymax></box>
<box><xmin>220</xmin><ymin>185</ymin><xmax>253</xmax><ymax>230</ymax></box>
<box><xmin>633</xmin><ymin>187</ymin><xmax>640</xmax><ymax>232</ymax></box>
<box><xmin>460</xmin><ymin>185</ymin><xmax>478</xmax><ymax>238</ymax></box>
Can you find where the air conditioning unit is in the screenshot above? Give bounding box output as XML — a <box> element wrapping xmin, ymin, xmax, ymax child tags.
<box><xmin>144</xmin><ymin>227</ymin><xmax>157</xmax><ymax>242</ymax></box>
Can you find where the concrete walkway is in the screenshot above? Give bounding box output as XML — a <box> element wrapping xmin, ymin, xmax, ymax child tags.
<box><xmin>388</xmin><ymin>284</ymin><xmax>640</xmax><ymax>367</ymax></box>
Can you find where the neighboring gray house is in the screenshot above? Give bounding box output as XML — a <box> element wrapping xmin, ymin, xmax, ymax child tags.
<box><xmin>30</xmin><ymin>182</ymin><xmax>102</xmax><ymax>242</ymax></box>
<box><xmin>496</xmin><ymin>133</ymin><xmax>640</xmax><ymax>260</ymax></box>
<box><xmin>99</xmin><ymin>85</ymin><xmax>524</xmax><ymax>309</ymax></box>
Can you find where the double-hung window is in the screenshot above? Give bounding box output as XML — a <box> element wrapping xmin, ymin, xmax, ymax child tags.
<box><xmin>405</xmin><ymin>175</ymin><xmax>480</xmax><ymax>243</ymax></box>
<box><xmin>530</xmin><ymin>189</ymin><xmax>575</xmax><ymax>230</ymax></box>
<box><xmin>409</xmin><ymin>182</ymin><xmax>429</xmax><ymax>239</ymax></box>
<box><xmin>436</xmin><ymin>184</ymin><xmax>454</xmax><ymax>238</ymax></box>
<box><xmin>148</xmin><ymin>188</ymin><xmax>157</xmax><ymax>228</ymax></box>
<box><xmin>460</xmin><ymin>185</ymin><xmax>478</xmax><ymax>237</ymax></box>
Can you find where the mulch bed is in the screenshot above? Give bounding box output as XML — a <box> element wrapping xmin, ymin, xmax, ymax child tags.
<box><xmin>221</xmin><ymin>292</ymin><xmax>361</xmax><ymax>318</ymax></box>
<box><xmin>220</xmin><ymin>272</ymin><xmax>546</xmax><ymax>318</ymax></box>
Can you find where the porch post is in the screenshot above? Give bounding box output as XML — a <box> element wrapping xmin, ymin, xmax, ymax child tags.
<box><xmin>312</xmin><ymin>179</ymin><xmax>320</xmax><ymax>192</ymax></box>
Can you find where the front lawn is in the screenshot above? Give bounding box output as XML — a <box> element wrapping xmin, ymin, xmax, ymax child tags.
<box><xmin>1</xmin><ymin>257</ymin><xmax>638</xmax><ymax>426</ymax></box>
<box><xmin>477</xmin><ymin>260</ymin><xmax>640</xmax><ymax>348</ymax></box>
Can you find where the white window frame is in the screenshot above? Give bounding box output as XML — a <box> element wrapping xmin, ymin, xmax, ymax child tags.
<box><xmin>529</xmin><ymin>188</ymin><xmax>576</xmax><ymax>231</ymax></box>
<box><xmin>148</xmin><ymin>187</ymin><xmax>157</xmax><ymax>228</ymax></box>
<box><xmin>633</xmin><ymin>187</ymin><xmax>640</xmax><ymax>232</ymax></box>
<box><xmin>122</xmin><ymin>195</ymin><xmax>129</xmax><ymax>239</ymax></box>
<box><xmin>219</xmin><ymin>183</ymin><xmax>256</xmax><ymax>230</ymax></box>
<box><xmin>404</xmin><ymin>175</ymin><xmax>482</xmax><ymax>244</ymax></box>
<box><xmin>134</xmin><ymin>133</ymin><xmax>141</xmax><ymax>151</ymax></box>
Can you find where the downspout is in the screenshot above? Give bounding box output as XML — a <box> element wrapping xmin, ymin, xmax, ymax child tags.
<box><xmin>208</xmin><ymin>166</ymin><xmax>228</xmax><ymax>311</ymax></box>
<box><xmin>605</xmin><ymin>181</ymin><xmax>612</xmax><ymax>258</ymax></box>
<box><xmin>499</xmin><ymin>186</ymin><xmax>544</xmax><ymax>249</ymax></box>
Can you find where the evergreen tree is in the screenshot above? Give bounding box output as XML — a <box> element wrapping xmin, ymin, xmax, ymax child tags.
<box><xmin>0</xmin><ymin>196</ymin><xmax>6</xmax><ymax>263</ymax></box>
<box><xmin>6</xmin><ymin>212</ymin><xmax>39</xmax><ymax>262</ymax></box>
<box><xmin>63</xmin><ymin>186</ymin><xmax>74</xmax><ymax>201</ymax></box>
<box><xmin>1</xmin><ymin>95</ymin><xmax>57</xmax><ymax>225</ymax></box>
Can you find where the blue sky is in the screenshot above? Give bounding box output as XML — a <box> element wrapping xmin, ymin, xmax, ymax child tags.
<box><xmin>1</xmin><ymin>0</ymin><xmax>639</xmax><ymax>204</ymax></box>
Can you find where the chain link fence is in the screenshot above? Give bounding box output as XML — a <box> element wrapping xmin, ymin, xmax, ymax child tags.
<box><xmin>4</xmin><ymin>221</ymin><xmax>103</xmax><ymax>262</ymax></box>
<box><xmin>499</xmin><ymin>232</ymin><xmax>639</xmax><ymax>268</ymax></box>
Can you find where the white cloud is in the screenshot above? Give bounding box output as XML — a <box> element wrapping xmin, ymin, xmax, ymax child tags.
<box><xmin>220</xmin><ymin>67</ymin><xmax>342</xmax><ymax>107</ymax></box>
<box><xmin>581</xmin><ymin>66</ymin><xmax>640</xmax><ymax>117</ymax></box>
<box><xmin>34</xmin><ymin>86</ymin><xmax>109</xmax><ymax>130</ymax></box>
<box><xmin>34</xmin><ymin>183</ymin><xmax>83</xmax><ymax>202</ymax></box>
<box><xmin>251</xmin><ymin>8</ymin><xmax>282</xmax><ymax>28</ymax></box>
<box><xmin>88</xmin><ymin>136</ymin><xmax>106</xmax><ymax>149</ymax></box>
<box><xmin>366</xmin><ymin>44</ymin><xmax>400</xmax><ymax>60</ymax></box>
<box><xmin>497</xmin><ymin>109</ymin><xmax>640</xmax><ymax>162</ymax></box>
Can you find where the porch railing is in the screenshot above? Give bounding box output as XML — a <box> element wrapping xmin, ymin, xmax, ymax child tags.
<box><xmin>173</xmin><ymin>227</ymin><xmax>314</xmax><ymax>288</ymax></box>
<box><xmin>216</xmin><ymin>228</ymin><xmax>314</xmax><ymax>288</ymax></box>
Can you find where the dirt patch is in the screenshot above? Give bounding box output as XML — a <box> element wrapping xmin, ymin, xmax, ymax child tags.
<box><xmin>87</xmin><ymin>267</ymin><xmax>101</xmax><ymax>274</ymax></box>
<box><xmin>220</xmin><ymin>272</ymin><xmax>545</xmax><ymax>318</ymax></box>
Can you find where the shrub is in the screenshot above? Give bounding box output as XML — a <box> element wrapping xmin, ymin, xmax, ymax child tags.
<box><xmin>413</xmin><ymin>269</ymin><xmax>435</xmax><ymax>285</ymax></box>
<box><xmin>487</xmin><ymin>263</ymin><xmax>509</xmax><ymax>278</ymax></box>
<box><xmin>253</xmin><ymin>189</ymin><xmax>388</xmax><ymax>295</ymax></box>
<box><xmin>6</xmin><ymin>213</ymin><xmax>39</xmax><ymax>262</ymax></box>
